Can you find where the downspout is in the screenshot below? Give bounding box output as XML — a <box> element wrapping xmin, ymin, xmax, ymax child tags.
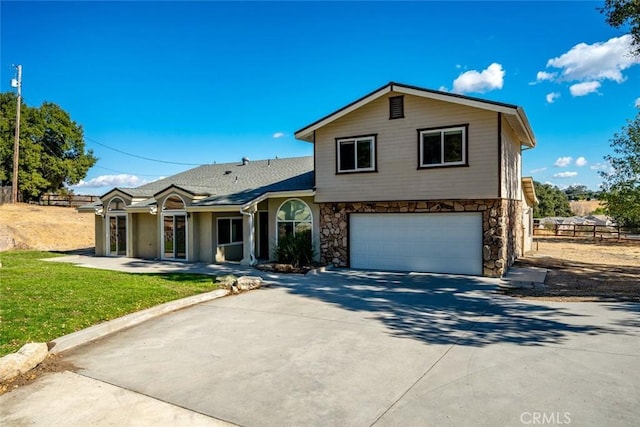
<box><xmin>241</xmin><ymin>204</ymin><xmax>257</xmax><ymax>265</ymax></box>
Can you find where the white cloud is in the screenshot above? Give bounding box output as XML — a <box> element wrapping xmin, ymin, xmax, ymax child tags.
<box><xmin>536</xmin><ymin>71</ymin><xmax>557</xmax><ymax>82</ymax></box>
<box><xmin>575</xmin><ymin>156</ymin><xmax>588</xmax><ymax>167</ymax></box>
<box><xmin>569</xmin><ymin>81</ymin><xmax>601</xmax><ymax>97</ymax></box>
<box><xmin>635</xmin><ymin>97</ymin><xmax>640</xmax><ymax>108</ymax></box>
<box><xmin>590</xmin><ymin>162</ymin><xmax>614</xmax><ymax>173</ymax></box>
<box><xmin>546</xmin><ymin>35</ymin><xmax>640</xmax><ymax>83</ymax></box>
<box><xmin>530</xmin><ymin>167</ymin><xmax>547</xmax><ymax>174</ymax></box>
<box><xmin>272</xmin><ymin>132</ymin><xmax>285</xmax><ymax>139</ymax></box>
<box><xmin>73</xmin><ymin>174</ymin><xmax>148</xmax><ymax>188</ymax></box>
<box><xmin>452</xmin><ymin>63</ymin><xmax>505</xmax><ymax>94</ymax></box>
<box><xmin>554</xmin><ymin>156</ymin><xmax>573</xmax><ymax>167</ymax></box>
<box><xmin>438</xmin><ymin>85</ymin><xmax>449</xmax><ymax>92</ymax></box>
<box><xmin>546</xmin><ymin>92</ymin><xmax>560</xmax><ymax>103</ymax></box>
<box><xmin>553</xmin><ymin>171</ymin><xmax>578</xmax><ymax>178</ymax></box>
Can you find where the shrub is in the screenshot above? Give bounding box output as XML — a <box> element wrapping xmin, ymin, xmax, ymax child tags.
<box><xmin>274</xmin><ymin>230</ymin><xmax>314</xmax><ymax>267</ymax></box>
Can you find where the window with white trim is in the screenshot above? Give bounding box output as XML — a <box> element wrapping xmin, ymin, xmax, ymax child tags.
<box><xmin>337</xmin><ymin>135</ymin><xmax>375</xmax><ymax>173</ymax></box>
<box><xmin>419</xmin><ymin>126</ymin><xmax>467</xmax><ymax>167</ymax></box>
<box><xmin>218</xmin><ymin>217</ymin><xmax>243</xmax><ymax>245</ymax></box>
<box><xmin>277</xmin><ymin>199</ymin><xmax>312</xmax><ymax>240</ymax></box>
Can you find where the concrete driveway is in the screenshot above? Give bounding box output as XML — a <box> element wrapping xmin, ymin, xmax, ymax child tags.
<box><xmin>2</xmin><ymin>269</ymin><xmax>639</xmax><ymax>426</ymax></box>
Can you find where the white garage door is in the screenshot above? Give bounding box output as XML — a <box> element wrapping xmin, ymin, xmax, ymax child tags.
<box><xmin>350</xmin><ymin>212</ymin><xmax>483</xmax><ymax>275</ymax></box>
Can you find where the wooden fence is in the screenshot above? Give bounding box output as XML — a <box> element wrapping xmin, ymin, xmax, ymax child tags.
<box><xmin>39</xmin><ymin>193</ymin><xmax>99</xmax><ymax>208</ymax></box>
<box><xmin>533</xmin><ymin>223</ymin><xmax>640</xmax><ymax>241</ymax></box>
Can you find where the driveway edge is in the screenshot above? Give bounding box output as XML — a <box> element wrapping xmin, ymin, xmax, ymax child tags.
<box><xmin>49</xmin><ymin>289</ymin><xmax>230</xmax><ymax>354</ymax></box>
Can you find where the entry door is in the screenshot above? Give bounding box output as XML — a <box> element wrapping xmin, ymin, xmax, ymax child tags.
<box><xmin>108</xmin><ymin>215</ymin><xmax>126</xmax><ymax>256</ymax></box>
<box><xmin>163</xmin><ymin>215</ymin><xmax>186</xmax><ymax>259</ymax></box>
<box><xmin>258</xmin><ymin>211</ymin><xmax>269</xmax><ymax>259</ymax></box>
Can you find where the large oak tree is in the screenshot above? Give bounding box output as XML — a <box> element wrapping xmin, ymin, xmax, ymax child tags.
<box><xmin>0</xmin><ymin>92</ymin><xmax>97</xmax><ymax>201</ymax></box>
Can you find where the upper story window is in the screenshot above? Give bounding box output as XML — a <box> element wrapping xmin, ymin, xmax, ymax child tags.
<box><xmin>389</xmin><ymin>96</ymin><xmax>404</xmax><ymax>119</ymax></box>
<box><xmin>418</xmin><ymin>125</ymin><xmax>467</xmax><ymax>168</ymax></box>
<box><xmin>336</xmin><ymin>135</ymin><xmax>376</xmax><ymax>173</ymax></box>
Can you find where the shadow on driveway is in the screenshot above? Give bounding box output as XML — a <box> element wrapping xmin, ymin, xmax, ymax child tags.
<box><xmin>272</xmin><ymin>269</ymin><xmax>625</xmax><ymax>347</ymax></box>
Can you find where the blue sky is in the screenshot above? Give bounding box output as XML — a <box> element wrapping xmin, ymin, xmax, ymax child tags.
<box><xmin>2</xmin><ymin>1</ymin><xmax>639</xmax><ymax>194</ymax></box>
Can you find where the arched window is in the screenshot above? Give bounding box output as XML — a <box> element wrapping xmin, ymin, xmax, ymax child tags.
<box><xmin>106</xmin><ymin>197</ymin><xmax>126</xmax><ymax>256</ymax></box>
<box><xmin>163</xmin><ymin>195</ymin><xmax>185</xmax><ymax>211</ymax></box>
<box><xmin>162</xmin><ymin>194</ymin><xmax>187</xmax><ymax>260</ymax></box>
<box><xmin>108</xmin><ymin>197</ymin><xmax>125</xmax><ymax>211</ymax></box>
<box><xmin>277</xmin><ymin>199</ymin><xmax>312</xmax><ymax>240</ymax></box>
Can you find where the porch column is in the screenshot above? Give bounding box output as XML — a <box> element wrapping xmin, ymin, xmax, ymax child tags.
<box><xmin>240</xmin><ymin>205</ymin><xmax>257</xmax><ymax>265</ymax></box>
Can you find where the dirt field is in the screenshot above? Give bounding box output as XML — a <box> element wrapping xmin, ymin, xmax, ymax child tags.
<box><xmin>0</xmin><ymin>203</ymin><xmax>94</xmax><ymax>252</ymax></box>
<box><xmin>512</xmin><ymin>237</ymin><xmax>640</xmax><ymax>302</ymax></box>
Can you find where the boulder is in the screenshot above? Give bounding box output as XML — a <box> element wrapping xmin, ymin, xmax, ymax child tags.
<box><xmin>235</xmin><ymin>276</ymin><xmax>263</xmax><ymax>291</ymax></box>
<box><xmin>217</xmin><ymin>275</ymin><xmax>238</xmax><ymax>290</ymax></box>
<box><xmin>0</xmin><ymin>342</ymin><xmax>48</xmax><ymax>381</ymax></box>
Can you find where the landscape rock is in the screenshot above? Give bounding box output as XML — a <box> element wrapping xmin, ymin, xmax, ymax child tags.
<box><xmin>0</xmin><ymin>342</ymin><xmax>49</xmax><ymax>381</ymax></box>
<box><xmin>217</xmin><ymin>275</ymin><xmax>238</xmax><ymax>290</ymax></box>
<box><xmin>235</xmin><ymin>276</ymin><xmax>263</xmax><ymax>291</ymax></box>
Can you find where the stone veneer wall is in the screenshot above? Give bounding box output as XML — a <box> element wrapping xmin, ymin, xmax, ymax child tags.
<box><xmin>319</xmin><ymin>199</ymin><xmax>522</xmax><ymax>277</ymax></box>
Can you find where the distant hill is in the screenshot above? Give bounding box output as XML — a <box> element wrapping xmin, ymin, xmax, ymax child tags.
<box><xmin>0</xmin><ymin>203</ymin><xmax>94</xmax><ymax>252</ymax></box>
<box><xmin>570</xmin><ymin>200</ymin><xmax>603</xmax><ymax>216</ymax></box>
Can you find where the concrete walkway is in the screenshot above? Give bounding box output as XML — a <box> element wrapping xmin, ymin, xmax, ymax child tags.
<box><xmin>2</xmin><ymin>262</ymin><xmax>638</xmax><ymax>426</ymax></box>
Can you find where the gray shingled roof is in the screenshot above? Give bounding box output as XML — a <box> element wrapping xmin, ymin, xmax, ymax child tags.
<box><xmin>85</xmin><ymin>156</ymin><xmax>314</xmax><ymax>209</ymax></box>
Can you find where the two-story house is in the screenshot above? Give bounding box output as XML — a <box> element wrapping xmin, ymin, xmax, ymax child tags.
<box><xmin>80</xmin><ymin>82</ymin><xmax>537</xmax><ymax>277</ymax></box>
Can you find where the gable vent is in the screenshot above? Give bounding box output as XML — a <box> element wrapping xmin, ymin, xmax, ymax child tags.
<box><xmin>389</xmin><ymin>95</ymin><xmax>404</xmax><ymax>120</ymax></box>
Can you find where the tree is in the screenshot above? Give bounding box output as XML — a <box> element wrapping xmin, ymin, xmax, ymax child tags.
<box><xmin>600</xmin><ymin>0</ymin><xmax>640</xmax><ymax>56</ymax></box>
<box><xmin>533</xmin><ymin>181</ymin><xmax>573</xmax><ymax>218</ymax></box>
<box><xmin>0</xmin><ymin>93</ymin><xmax>97</xmax><ymax>201</ymax></box>
<box><xmin>599</xmin><ymin>113</ymin><xmax>640</xmax><ymax>226</ymax></box>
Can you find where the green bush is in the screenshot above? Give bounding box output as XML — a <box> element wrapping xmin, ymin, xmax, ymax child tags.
<box><xmin>274</xmin><ymin>230</ymin><xmax>314</xmax><ymax>267</ymax></box>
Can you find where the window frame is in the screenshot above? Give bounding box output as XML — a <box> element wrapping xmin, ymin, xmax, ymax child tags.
<box><xmin>217</xmin><ymin>217</ymin><xmax>243</xmax><ymax>246</ymax></box>
<box><xmin>275</xmin><ymin>198</ymin><xmax>313</xmax><ymax>245</ymax></box>
<box><xmin>417</xmin><ymin>124</ymin><xmax>469</xmax><ymax>169</ymax></box>
<box><xmin>335</xmin><ymin>134</ymin><xmax>377</xmax><ymax>174</ymax></box>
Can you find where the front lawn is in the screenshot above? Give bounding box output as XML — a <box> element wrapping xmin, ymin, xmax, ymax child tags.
<box><xmin>0</xmin><ymin>251</ymin><xmax>218</xmax><ymax>356</ymax></box>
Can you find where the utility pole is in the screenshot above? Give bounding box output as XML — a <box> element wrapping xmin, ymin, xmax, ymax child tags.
<box><xmin>11</xmin><ymin>65</ymin><xmax>22</xmax><ymax>203</ymax></box>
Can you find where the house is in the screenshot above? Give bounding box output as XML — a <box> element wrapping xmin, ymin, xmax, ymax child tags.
<box><xmin>80</xmin><ymin>82</ymin><xmax>537</xmax><ymax>277</ymax></box>
<box><xmin>78</xmin><ymin>156</ymin><xmax>319</xmax><ymax>265</ymax></box>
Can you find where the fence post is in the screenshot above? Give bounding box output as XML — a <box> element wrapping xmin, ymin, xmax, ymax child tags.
<box><xmin>593</xmin><ymin>225</ymin><xmax>596</xmax><ymax>240</ymax></box>
<box><xmin>573</xmin><ymin>225</ymin><xmax>576</xmax><ymax>237</ymax></box>
<box><xmin>617</xmin><ymin>225</ymin><xmax>621</xmax><ymax>241</ymax></box>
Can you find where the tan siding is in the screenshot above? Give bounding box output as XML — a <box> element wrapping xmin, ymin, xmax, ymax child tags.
<box><xmin>132</xmin><ymin>213</ymin><xmax>158</xmax><ymax>259</ymax></box>
<box><xmin>314</xmin><ymin>93</ymin><xmax>499</xmax><ymax>202</ymax></box>
<box><xmin>196</xmin><ymin>212</ymin><xmax>214</xmax><ymax>262</ymax></box>
<box><xmin>501</xmin><ymin>117</ymin><xmax>522</xmax><ymax>200</ymax></box>
<box><xmin>94</xmin><ymin>215</ymin><xmax>105</xmax><ymax>256</ymax></box>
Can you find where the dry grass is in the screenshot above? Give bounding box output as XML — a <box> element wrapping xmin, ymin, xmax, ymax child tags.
<box><xmin>569</xmin><ymin>200</ymin><xmax>602</xmax><ymax>216</ymax></box>
<box><xmin>512</xmin><ymin>237</ymin><xmax>640</xmax><ymax>301</ymax></box>
<box><xmin>0</xmin><ymin>203</ymin><xmax>94</xmax><ymax>252</ymax></box>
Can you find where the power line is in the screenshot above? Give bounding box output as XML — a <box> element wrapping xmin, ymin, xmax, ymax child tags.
<box><xmin>85</xmin><ymin>137</ymin><xmax>202</xmax><ymax>166</ymax></box>
<box><xmin>92</xmin><ymin>164</ymin><xmax>166</xmax><ymax>177</ymax></box>
<box><xmin>19</xmin><ymin>95</ymin><xmax>205</xmax><ymax>167</ymax></box>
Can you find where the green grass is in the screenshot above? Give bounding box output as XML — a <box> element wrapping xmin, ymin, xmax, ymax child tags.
<box><xmin>0</xmin><ymin>251</ymin><xmax>218</xmax><ymax>356</ymax></box>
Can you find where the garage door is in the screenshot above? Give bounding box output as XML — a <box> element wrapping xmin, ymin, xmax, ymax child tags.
<box><xmin>350</xmin><ymin>212</ymin><xmax>482</xmax><ymax>275</ymax></box>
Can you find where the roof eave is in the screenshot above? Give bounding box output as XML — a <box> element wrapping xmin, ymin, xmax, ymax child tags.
<box><xmin>294</xmin><ymin>81</ymin><xmax>536</xmax><ymax>146</ymax></box>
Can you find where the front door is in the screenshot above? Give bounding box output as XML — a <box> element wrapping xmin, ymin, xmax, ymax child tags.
<box><xmin>258</xmin><ymin>211</ymin><xmax>269</xmax><ymax>259</ymax></box>
<box><xmin>108</xmin><ymin>215</ymin><xmax>126</xmax><ymax>256</ymax></box>
<box><xmin>163</xmin><ymin>215</ymin><xmax>186</xmax><ymax>259</ymax></box>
